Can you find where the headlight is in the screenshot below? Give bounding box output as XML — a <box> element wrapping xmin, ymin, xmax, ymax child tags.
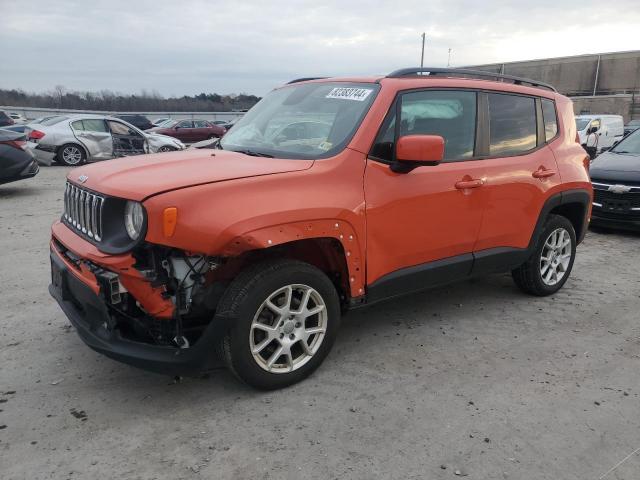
<box><xmin>124</xmin><ymin>201</ymin><xmax>145</xmax><ymax>240</ymax></box>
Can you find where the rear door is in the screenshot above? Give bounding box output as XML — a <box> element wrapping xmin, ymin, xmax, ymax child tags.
<box><xmin>71</xmin><ymin>119</ymin><xmax>112</xmax><ymax>159</ymax></box>
<box><xmin>471</xmin><ymin>93</ymin><xmax>562</xmax><ymax>272</ymax></box>
<box><xmin>174</xmin><ymin>120</ymin><xmax>195</xmax><ymax>142</ymax></box>
<box><xmin>364</xmin><ymin>89</ymin><xmax>485</xmax><ymax>298</ymax></box>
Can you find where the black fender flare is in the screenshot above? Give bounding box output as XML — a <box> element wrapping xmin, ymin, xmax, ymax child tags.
<box><xmin>528</xmin><ymin>189</ymin><xmax>591</xmax><ymax>249</ymax></box>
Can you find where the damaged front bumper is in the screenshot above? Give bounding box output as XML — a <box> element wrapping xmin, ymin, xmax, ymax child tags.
<box><xmin>49</xmin><ymin>223</ymin><xmax>229</xmax><ymax>376</ymax></box>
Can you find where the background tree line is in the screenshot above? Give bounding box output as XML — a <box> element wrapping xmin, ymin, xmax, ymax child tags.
<box><xmin>0</xmin><ymin>86</ymin><xmax>261</xmax><ymax>112</ymax></box>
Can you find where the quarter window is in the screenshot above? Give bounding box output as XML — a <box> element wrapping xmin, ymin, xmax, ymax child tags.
<box><xmin>370</xmin><ymin>90</ymin><xmax>477</xmax><ymax>162</ymax></box>
<box><xmin>488</xmin><ymin>93</ymin><xmax>537</xmax><ymax>156</ymax></box>
<box><xmin>71</xmin><ymin>120</ymin><xmax>84</xmax><ymax>131</ymax></box>
<box><xmin>541</xmin><ymin>99</ymin><xmax>558</xmax><ymax>142</ymax></box>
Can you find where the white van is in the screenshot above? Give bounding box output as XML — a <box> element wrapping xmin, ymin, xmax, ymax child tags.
<box><xmin>575</xmin><ymin>115</ymin><xmax>624</xmax><ymax>153</ymax></box>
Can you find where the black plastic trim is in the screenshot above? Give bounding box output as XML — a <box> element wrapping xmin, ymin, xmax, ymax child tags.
<box><xmin>286</xmin><ymin>77</ymin><xmax>328</xmax><ymax>84</ymax></box>
<box><xmin>366</xmin><ymin>253</ymin><xmax>473</xmax><ymax>303</ymax></box>
<box><xmin>386</xmin><ymin>67</ymin><xmax>557</xmax><ymax>92</ymax></box>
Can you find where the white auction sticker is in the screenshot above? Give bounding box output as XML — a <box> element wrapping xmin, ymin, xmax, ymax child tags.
<box><xmin>325</xmin><ymin>87</ymin><xmax>373</xmax><ymax>102</ymax></box>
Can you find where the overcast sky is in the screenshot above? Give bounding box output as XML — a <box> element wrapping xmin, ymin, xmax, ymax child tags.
<box><xmin>1</xmin><ymin>0</ymin><xmax>639</xmax><ymax>97</ymax></box>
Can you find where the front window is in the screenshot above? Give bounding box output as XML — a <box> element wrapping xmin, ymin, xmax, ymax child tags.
<box><xmin>220</xmin><ymin>82</ymin><xmax>379</xmax><ymax>159</ymax></box>
<box><xmin>611</xmin><ymin>130</ymin><xmax>640</xmax><ymax>155</ymax></box>
<box><xmin>370</xmin><ymin>90</ymin><xmax>477</xmax><ymax>163</ymax></box>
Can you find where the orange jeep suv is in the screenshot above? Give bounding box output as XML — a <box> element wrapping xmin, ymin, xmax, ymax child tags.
<box><xmin>50</xmin><ymin>68</ymin><xmax>592</xmax><ymax>389</ymax></box>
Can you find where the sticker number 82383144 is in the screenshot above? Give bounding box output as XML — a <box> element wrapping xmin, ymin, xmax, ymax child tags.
<box><xmin>325</xmin><ymin>87</ymin><xmax>373</xmax><ymax>101</ymax></box>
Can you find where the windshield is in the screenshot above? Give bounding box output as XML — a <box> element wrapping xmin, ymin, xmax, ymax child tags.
<box><xmin>575</xmin><ymin>118</ymin><xmax>591</xmax><ymax>131</ymax></box>
<box><xmin>220</xmin><ymin>82</ymin><xmax>379</xmax><ymax>159</ymax></box>
<box><xmin>611</xmin><ymin>129</ymin><xmax>640</xmax><ymax>154</ymax></box>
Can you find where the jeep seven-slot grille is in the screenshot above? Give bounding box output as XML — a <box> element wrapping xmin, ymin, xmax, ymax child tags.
<box><xmin>63</xmin><ymin>182</ymin><xmax>105</xmax><ymax>241</ymax></box>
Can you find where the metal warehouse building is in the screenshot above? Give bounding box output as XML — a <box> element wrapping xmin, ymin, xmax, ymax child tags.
<box><xmin>469</xmin><ymin>50</ymin><xmax>640</xmax><ymax>122</ymax></box>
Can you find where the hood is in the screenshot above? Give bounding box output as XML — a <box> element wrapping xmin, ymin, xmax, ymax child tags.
<box><xmin>590</xmin><ymin>151</ymin><xmax>640</xmax><ymax>183</ymax></box>
<box><xmin>68</xmin><ymin>149</ymin><xmax>314</xmax><ymax>201</ymax></box>
<box><xmin>145</xmin><ymin>131</ymin><xmax>181</xmax><ymax>143</ymax></box>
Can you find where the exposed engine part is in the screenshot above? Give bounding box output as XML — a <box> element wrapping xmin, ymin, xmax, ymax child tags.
<box><xmin>163</xmin><ymin>255</ymin><xmax>210</xmax><ymax>315</ymax></box>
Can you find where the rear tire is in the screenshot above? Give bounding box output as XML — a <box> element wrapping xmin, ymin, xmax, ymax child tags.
<box><xmin>216</xmin><ymin>259</ymin><xmax>341</xmax><ymax>390</ymax></box>
<box><xmin>57</xmin><ymin>144</ymin><xmax>86</xmax><ymax>166</ymax></box>
<box><xmin>512</xmin><ymin>214</ymin><xmax>577</xmax><ymax>296</ymax></box>
<box><xmin>158</xmin><ymin>145</ymin><xmax>176</xmax><ymax>152</ymax></box>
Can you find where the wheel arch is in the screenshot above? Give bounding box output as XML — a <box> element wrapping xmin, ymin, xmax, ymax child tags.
<box><xmin>530</xmin><ymin>189</ymin><xmax>591</xmax><ymax>249</ymax></box>
<box><xmin>220</xmin><ymin>219</ymin><xmax>365</xmax><ymax>302</ymax></box>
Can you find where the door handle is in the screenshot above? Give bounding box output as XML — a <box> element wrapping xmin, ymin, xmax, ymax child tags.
<box><xmin>532</xmin><ymin>168</ymin><xmax>556</xmax><ymax>179</ymax></box>
<box><xmin>455</xmin><ymin>179</ymin><xmax>484</xmax><ymax>189</ymax></box>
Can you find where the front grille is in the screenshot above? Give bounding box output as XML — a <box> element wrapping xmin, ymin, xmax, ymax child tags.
<box><xmin>63</xmin><ymin>182</ymin><xmax>105</xmax><ymax>241</ymax></box>
<box><xmin>592</xmin><ymin>181</ymin><xmax>640</xmax><ymax>219</ymax></box>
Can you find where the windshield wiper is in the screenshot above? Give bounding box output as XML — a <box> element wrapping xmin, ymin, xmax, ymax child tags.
<box><xmin>232</xmin><ymin>149</ymin><xmax>274</xmax><ymax>158</ymax></box>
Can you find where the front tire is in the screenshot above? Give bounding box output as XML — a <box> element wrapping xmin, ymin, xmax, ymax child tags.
<box><xmin>216</xmin><ymin>259</ymin><xmax>341</xmax><ymax>390</ymax></box>
<box><xmin>158</xmin><ymin>145</ymin><xmax>177</xmax><ymax>153</ymax></box>
<box><xmin>512</xmin><ymin>214</ymin><xmax>577</xmax><ymax>296</ymax></box>
<box><xmin>57</xmin><ymin>144</ymin><xmax>86</xmax><ymax>166</ymax></box>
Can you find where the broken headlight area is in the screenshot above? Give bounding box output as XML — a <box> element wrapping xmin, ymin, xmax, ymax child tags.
<box><xmin>91</xmin><ymin>244</ymin><xmax>229</xmax><ymax>349</ymax></box>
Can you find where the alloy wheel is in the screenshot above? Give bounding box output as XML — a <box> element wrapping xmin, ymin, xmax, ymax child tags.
<box><xmin>62</xmin><ymin>146</ymin><xmax>83</xmax><ymax>165</ymax></box>
<box><xmin>539</xmin><ymin>227</ymin><xmax>572</xmax><ymax>286</ymax></box>
<box><xmin>249</xmin><ymin>284</ymin><xmax>327</xmax><ymax>373</ymax></box>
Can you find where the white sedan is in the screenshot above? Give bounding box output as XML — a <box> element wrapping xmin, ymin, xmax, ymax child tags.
<box><xmin>26</xmin><ymin>114</ymin><xmax>185</xmax><ymax>166</ymax></box>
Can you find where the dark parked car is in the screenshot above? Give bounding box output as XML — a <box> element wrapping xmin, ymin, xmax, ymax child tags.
<box><xmin>0</xmin><ymin>111</ymin><xmax>15</xmax><ymax>127</ymax></box>
<box><xmin>0</xmin><ymin>128</ymin><xmax>39</xmax><ymax>185</ymax></box>
<box><xmin>1</xmin><ymin>125</ymin><xmax>29</xmax><ymax>134</ymax></box>
<box><xmin>590</xmin><ymin>128</ymin><xmax>640</xmax><ymax>231</ymax></box>
<box><xmin>115</xmin><ymin>114</ymin><xmax>154</xmax><ymax>131</ymax></box>
<box><xmin>151</xmin><ymin>119</ymin><xmax>226</xmax><ymax>143</ymax></box>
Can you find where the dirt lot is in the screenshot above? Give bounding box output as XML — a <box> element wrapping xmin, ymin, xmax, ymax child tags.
<box><xmin>1</xmin><ymin>166</ymin><xmax>640</xmax><ymax>480</ymax></box>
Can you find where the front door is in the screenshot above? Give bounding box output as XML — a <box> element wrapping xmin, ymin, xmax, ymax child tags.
<box><xmin>364</xmin><ymin>89</ymin><xmax>485</xmax><ymax>300</ymax></box>
<box><xmin>71</xmin><ymin>118</ymin><xmax>112</xmax><ymax>160</ymax></box>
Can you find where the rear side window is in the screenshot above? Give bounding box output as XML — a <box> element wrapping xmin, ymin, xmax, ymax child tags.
<box><xmin>177</xmin><ymin>120</ymin><xmax>193</xmax><ymax>128</ymax></box>
<box><xmin>82</xmin><ymin>119</ymin><xmax>108</xmax><ymax>132</ymax></box>
<box><xmin>488</xmin><ymin>93</ymin><xmax>537</xmax><ymax>156</ymax></box>
<box><xmin>194</xmin><ymin>120</ymin><xmax>208</xmax><ymax>128</ymax></box>
<box><xmin>541</xmin><ymin>99</ymin><xmax>558</xmax><ymax>141</ymax></box>
<box><xmin>370</xmin><ymin>90</ymin><xmax>477</xmax><ymax>162</ymax></box>
<box><xmin>71</xmin><ymin>120</ymin><xmax>84</xmax><ymax>131</ymax></box>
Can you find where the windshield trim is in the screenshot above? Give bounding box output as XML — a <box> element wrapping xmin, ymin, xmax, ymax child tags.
<box><xmin>220</xmin><ymin>81</ymin><xmax>381</xmax><ymax>160</ymax></box>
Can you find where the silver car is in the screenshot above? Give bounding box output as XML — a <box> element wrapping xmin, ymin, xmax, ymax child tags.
<box><xmin>26</xmin><ymin>114</ymin><xmax>186</xmax><ymax>166</ymax></box>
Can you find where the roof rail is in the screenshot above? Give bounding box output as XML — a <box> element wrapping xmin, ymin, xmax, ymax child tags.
<box><xmin>386</xmin><ymin>67</ymin><xmax>557</xmax><ymax>92</ymax></box>
<box><xmin>286</xmin><ymin>77</ymin><xmax>328</xmax><ymax>84</ymax></box>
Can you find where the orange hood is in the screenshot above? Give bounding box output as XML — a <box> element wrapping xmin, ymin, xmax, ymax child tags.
<box><xmin>67</xmin><ymin>149</ymin><xmax>314</xmax><ymax>201</ymax></box>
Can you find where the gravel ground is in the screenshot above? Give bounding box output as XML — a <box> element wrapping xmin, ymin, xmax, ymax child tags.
<box><xmin>2</xmin><ymin>166</ymin><xmax>640</xmax><ymax>480</ymax></box>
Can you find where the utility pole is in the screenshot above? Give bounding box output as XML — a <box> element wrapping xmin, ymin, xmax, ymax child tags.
<box><xmin>447</xmin><ymin>48</ymin><xmax>452</xmax><ymax>67</ymax></box>
<box><xmin>420</xmin><ymin>32</ymin><xmax>426</xmax><ymax>68</ymax></box>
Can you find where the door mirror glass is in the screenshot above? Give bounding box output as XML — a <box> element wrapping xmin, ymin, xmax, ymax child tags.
<box><xmin>392</xmin><ymin>135</ymin><xmax>444</xmax><ymax>172</ymax></box>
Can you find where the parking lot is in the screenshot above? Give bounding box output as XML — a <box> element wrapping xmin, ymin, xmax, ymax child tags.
<box><xmin>1</xmin><ymin>167</ymin><xmax>639</xmax><ymax>479</ymax></box>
